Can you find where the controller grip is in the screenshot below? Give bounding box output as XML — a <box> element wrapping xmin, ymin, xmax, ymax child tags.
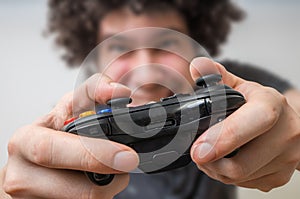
<box><xmin>84</xmin><ymin>149</ymin><xmax>238</xmax><ymax>186</ymax></box>
<box><xmin>85</xmin><ymin>172</ymin><xmax>115</xmax><ymax>186</ymax></box>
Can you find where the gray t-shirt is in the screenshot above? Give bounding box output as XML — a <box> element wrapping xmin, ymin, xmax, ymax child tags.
<box><xmin>116</xmin><ymin>163</ymin><xmax>236</xmax><ymax>199</ymax></box>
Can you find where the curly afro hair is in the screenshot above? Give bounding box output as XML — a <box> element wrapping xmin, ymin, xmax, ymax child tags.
<box><xmin>46</xmin><ymin>0</ymin><xmax>244</xmax><ymax>67</ymax></box>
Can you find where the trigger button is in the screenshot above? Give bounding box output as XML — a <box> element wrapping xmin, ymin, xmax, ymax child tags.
<box><xmin>107</xmin><ymin>97</ymin><xmax>132</xmax><ymax>108</ymax></box>
<box><xmin>161</xmin><ymin>93</ymin><xmax>188</xmax><ymax>102</ymax></box>
<box><xmin>196</xmin><ymin>74</ymin><xmax>222</xmax><ymax>88</ymax></box>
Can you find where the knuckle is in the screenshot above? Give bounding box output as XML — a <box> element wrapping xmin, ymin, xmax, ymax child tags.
<box><xmin>31</xmin><ymin>137</ymin><xmax>52</xmax><ymax>166</ymax></box>
<box><xmin>287</xmin><ymin>117</ymin><xmax>300</xmax><ymax>143</ymax></box>
<box><xmin>3</xmin><ymin>171</ymin><xmax>27</xmax><ymax>195</ymax></box>
<box><xmin>259</xmin><ymin>173</ymin><xmax>291</xmax><ymax>192</ymax></box>
<box><xmin>223</xmin><ymin>162</ymin><xmax>247</xmax><ymax>182</ymax></box>
<box><xmin>222</xmin><ymin>122</ymin><xmax>237</xmax><ymax>143</ymax></box>
<box><xmin>259</xmin><ymin>186</ymin><xmax>272</xmax><ymax>192</ymax></box>
<box><xmin>44</xmin><ymin>112</ymin><xmax>60</xmax><ymax>129</ymax></box>
<box><xmin>274</xmin><ymin>173</ymin><xmax>291</xmax><ymax>187</ymax></box>
<box><xmin>209</xmin><ymin>161</ymin><xmax>248</xmax><ymax>184</ymax></box>
<box><xmin>217</xmin><ymin>175</ymin><xmax>233</xmax><ymax>184</ymax></box>
<box><xmin>81</xmin><ymin>151</ymin><xmax>105</xmax><ymax>172</ymax></box>
<box><xmin>90</xmin><ymin>73</ymin><xmax>112</xmax><ymax>104</ymax></box>
<box><xmin>3</xmin><ymin>179</ymin><xmax>19</xmax><ymax>195</ymax></box>
<box><xmin>259</xmin><ymin>103</ymin><xmax>280</xmax><ymax>127</ymax></box>
<box><xmin>218</xmin><ymin>122</ymin><xmax>240</xmax><ymax>155</ymax></box>
<box><xmin>7</xmin><ymin>138</ymin><xmax>18</xmax><ymax>157</ymax></box>
<box><xmin>7</xmin><ymin>125</ymin><xmax>33</xmax><ymax>156</ymax></box>
<box><xmin>259</xmin><ymin>181</ymin><xmax>283</xmax><ymax>192</ymax></box>
<box><xmin>37</xmin><ymin>110</ymin><xmax>66</xmax><ymax>130</ymax></box>
<box><xmin>98</xmin><ymin>77</ymin><xmax>118</xmax><ymax>103</ymax></box>
<box><xmin>285</xmin><ymin>154</ymin><xmax>299</xmax><ymax>166</ymax></box>
<box><xmin>263</xmin><ymin>87</ymin><xmax>285</xmax><ymax>118</ymax></box>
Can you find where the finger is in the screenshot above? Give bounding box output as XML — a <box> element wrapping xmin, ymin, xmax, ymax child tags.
<box><xmin>196</xmin><ymin>108</ymin><xmax>297</xmax><ymax>182</ymax></box>
<box><xmin>189</xmin><ymin>57</ymin><xmax>245</xmax><ymax>89</ymax></box>
<box><xmin>35</xmin><ymin>74</ymin><xmax>132</xmax><ymax>130</ymax></box>
<box><xmin>234</xmin><ymin>159</ymin><xmax>295</xmax><ymax>186</ymax></box>
<box><xmin>191</xmin><ymin>83</ymin><xmax>283</xmax><ymax>164</ymax></box>
<box><xmin>195</xmin><ymin>128</ymin><xmax>281</xmax><ymax>181</ymax></box>
<box><xmin>34</xmin><ymin>73</ymin><xmax>132</xmax><ymax>130</ymax></box>
<box><xmin>73</xmin><ymin>73</ymin><xmax>132</xmax><ymax>114</ymax></box>
<box><xmin>33</xmin><ymin>92</ymin><xmax>74</xmax><ymax>130</ymax></box>
<box><xmin>10</xmin><ymin>125</ymin><xmax>139</xmax><ymax>173</ymax></box>
<box><xmin>198</xmin><ymin>162</ymin><xmax>293</xmax><ymax>192</ymax></box>
<box><xmin>234</xmin><ymin>170</ymin><xmax>294</xmax><ymax>192</ymax></box>
<box><xmin>4</xmin><ymin>157</ymin><xmax>129</xmax><ymax>199</ymax></box>
<box><xmin>235</xmin><ymin>131</ymin><xmax>299</xmax><ymax>184</ymax></box>
<box><xmin>197</xmin><ymin>155</ymin><xmax>276</xmax><ymax>185</ymax></box>
<box><xmin>0</xmin><ymin>166</ymin><xmax>10</xmax><ymax>199</ymax></box>
<box><xmin>189</xmin><ymin>58</ymin><xmax>284</xmax><ymax>163</ymax></box>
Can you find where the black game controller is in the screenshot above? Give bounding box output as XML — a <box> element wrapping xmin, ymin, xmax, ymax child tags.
<box><xmin>63</xmin><ymin>74</ymin><xmax>246</xmax><ymax>186</ymax></box>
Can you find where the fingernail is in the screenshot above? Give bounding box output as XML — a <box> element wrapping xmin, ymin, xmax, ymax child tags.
<box><xmin>193</xmin><ymin>143</ymin><xmax>215</xmax><ymax>162</ymax></box>
<box><xmin>113</xmin><ymin>151</ymin><xmax>139</xmax><ymax>172</ymax></box>
<box><xmin>110</xmin><ymin>82</ymin><xmax>131</xmax><ymax>90</ymax></box>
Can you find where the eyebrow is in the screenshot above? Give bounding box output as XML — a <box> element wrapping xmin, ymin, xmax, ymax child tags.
<box><xmin>100</xmin><ymin>34</ymin><xmax>129</xmax><ymax>43</ymax></box>
<box><xmin>155</xmin><ymin>27</ymin><xmax>184</xmax><ymax>37</ymax></box>
<box><xmin>100</xmin><ymin>27</ymin><xmax>186</xmax><ymax>43</ymax></box>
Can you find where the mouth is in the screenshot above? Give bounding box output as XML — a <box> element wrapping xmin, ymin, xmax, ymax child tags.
<box><xmin>129</xmin><ymin>84</ymin><xmax>173</xmax><ymax>106</ymax></box>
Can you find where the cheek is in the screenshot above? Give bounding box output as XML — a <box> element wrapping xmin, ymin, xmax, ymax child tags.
<box><xmin>101</xmin><ymin>59</ymin><xmax>131</xmax><ymax>82</ymax></box>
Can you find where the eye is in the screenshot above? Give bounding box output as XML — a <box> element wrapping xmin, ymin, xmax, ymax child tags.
<box><xmin>157</xmin><ymin>39</ymin><xmax>179</xmax><ymax>49</ymax></box>
<box><xmin>108</xmin><ymin>44</ymin><xmax>130</xmax><ymax>53</ymax></box>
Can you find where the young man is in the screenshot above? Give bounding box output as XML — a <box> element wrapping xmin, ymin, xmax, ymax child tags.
<box><xmin>1</xmin><ymin>1</ymin><xmax>300</xmax><ymax>198</ymax></box>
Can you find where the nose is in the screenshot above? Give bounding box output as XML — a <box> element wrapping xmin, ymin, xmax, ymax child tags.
<box><xmin>126</xmin><ymin>49</ymin><xmax>167</xmax><ymax>88</ymax></box>
<box><xmin>133</xmin><ymin>49</ymin><xmax>154</xmax><ymax>67</ymax></box>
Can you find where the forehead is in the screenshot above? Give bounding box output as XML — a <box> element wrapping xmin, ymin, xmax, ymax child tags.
<box><xmin>98</xmin><ymin>8</ymin><xmax>188</xmax><ymax>41</ymax></box>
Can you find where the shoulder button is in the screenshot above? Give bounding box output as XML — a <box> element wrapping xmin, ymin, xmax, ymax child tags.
<box><xmin>107</xmin><ymin>97</ymin><xmax>132</xmax><ymax>108</ymax></box>
<box><xmin>196</xmin><ymin>74</ymin><xmax>222</xmax><ymax>88</ymax></box>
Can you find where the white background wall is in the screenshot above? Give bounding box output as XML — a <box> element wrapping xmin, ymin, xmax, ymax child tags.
<box><xmin>0</xmin><ymin>0</ymin><xmax>299</xmax><ymax>198</ymax></box>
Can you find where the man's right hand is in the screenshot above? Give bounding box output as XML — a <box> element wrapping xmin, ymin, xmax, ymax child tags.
<box><xmin>1</xmin><ymin>73</ymin><xmax>139</xmax><ymax>199</ymax></box>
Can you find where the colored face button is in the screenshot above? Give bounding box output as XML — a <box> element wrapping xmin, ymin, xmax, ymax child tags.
<box><xmin>79</xmin><ymin>110</ymin><xmax>96</xmax><ymax>118</ymax></box>
<box><xmin>97</xmin><ymin>108</ymin><xmax>112</xmax><ymax>115</ymax></box>
<box><xmin>63</xmin><ymin>117</ymin><xmax>77</xmax><ymax>126</ymax></box>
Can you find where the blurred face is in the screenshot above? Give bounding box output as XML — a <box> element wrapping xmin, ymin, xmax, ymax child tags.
<box><xmin>97</xmin><ymin>8</ymin><xmax>197</xmax><ymax>105</ymax></box>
